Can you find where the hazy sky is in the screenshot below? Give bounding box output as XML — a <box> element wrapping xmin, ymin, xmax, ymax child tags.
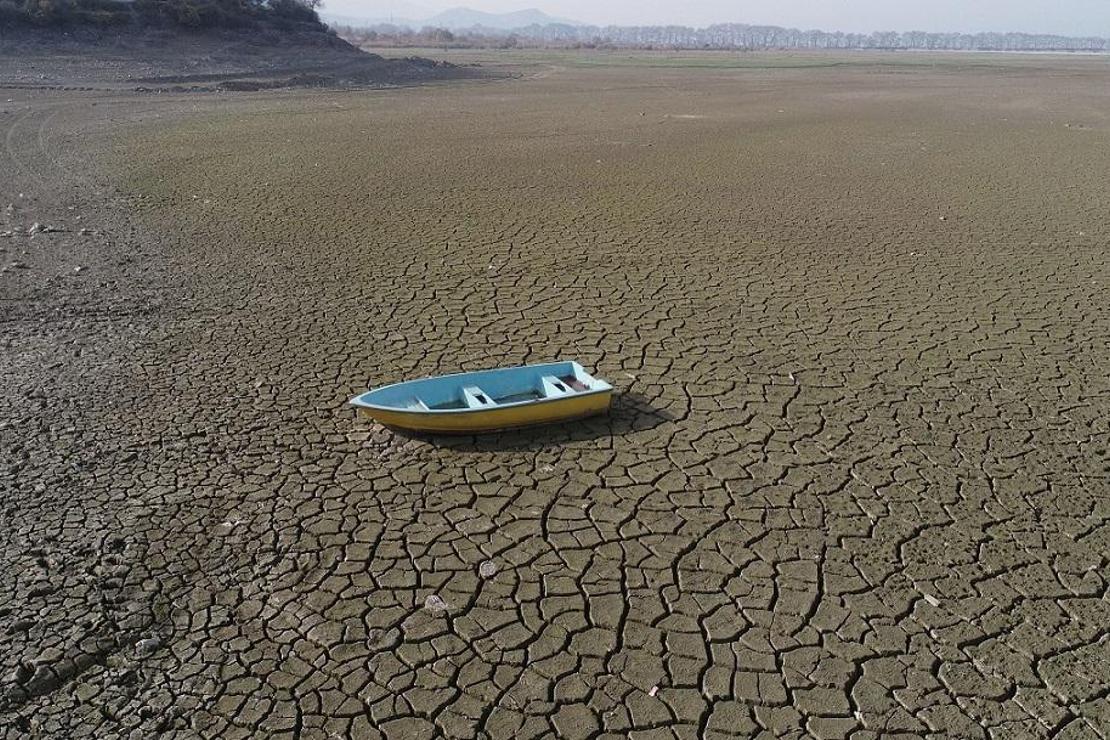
<box><xmin>332</xmin><ymin>0</ymin><xmax>1110</xmax><ymax>36</ymax></box>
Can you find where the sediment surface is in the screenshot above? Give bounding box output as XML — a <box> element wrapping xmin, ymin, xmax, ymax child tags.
<box><xmin>1</xmin><ymin>50</ymin><xmax>1108</xmax><ymax>738</ymax></box>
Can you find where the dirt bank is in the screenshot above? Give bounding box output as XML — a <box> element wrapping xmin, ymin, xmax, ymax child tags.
<box><xmin>0</xmin><ymin>29</ymin><xmax>484</xmax><ymax>90</ymax></box>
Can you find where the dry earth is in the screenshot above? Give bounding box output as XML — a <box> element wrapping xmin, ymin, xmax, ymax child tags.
<box><xmin>0</xmin><ymin>32</ymin><xmax>477</xmax><ymax>91</ymax></box>
<box><xmin>1</xmin><ymin>49</ymin><xmax>1109</xmax><ymax>738</ymax></box>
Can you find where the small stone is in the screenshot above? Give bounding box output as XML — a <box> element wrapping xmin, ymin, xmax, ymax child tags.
<box><xmin>478</xmin><ymin>560</ymin><xmax>498</xmax><ymax>579</ymax></box>
<box><xmin>423</xmin><ymin>594</ymin><xmax>448</xmax><ymax>615</ymax></box>
<box><xmin>27</xmin><ymin>582</ymin><xmax>55</xmax><ymax>597</ymax></box>
<box><xmin>7</xmin><ymin>618</ymin><xmax>36</xmax><ymax>634</ymax></box>
<box><xmin>13</xmin><ymin>661</ymin><xmax>34</xmax><ymax>682</ymax></box>
<box><xmin>36</xmin><ymin>647</ymin><xmax>64</xmax><ymax>664</ymax></box>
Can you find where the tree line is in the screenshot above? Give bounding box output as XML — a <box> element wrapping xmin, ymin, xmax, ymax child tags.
<box><xmin>342</xmin><ymin>21</ymin><xmax>1110</xmax><ymax>53</ymax></box>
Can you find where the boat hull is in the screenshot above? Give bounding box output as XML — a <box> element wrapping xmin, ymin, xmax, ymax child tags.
<box><xmin>357</xmin><ymin>389</ymin><xmax>612</xmax><ymax>434</ymax></box>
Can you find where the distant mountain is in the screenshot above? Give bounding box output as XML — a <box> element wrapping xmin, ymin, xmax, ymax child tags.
<box><xmin>423</xmin><ymin>7</ymin><xmax>581</xmax><ymax>30</ymax></box>
<box><xmin>323</xmin><ymin>6</ymin><xmax>581</xmax><ymax>31</ymax></box>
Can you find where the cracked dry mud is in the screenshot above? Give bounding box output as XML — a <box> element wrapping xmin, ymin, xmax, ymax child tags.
<box><xmin>2</xmin><ymin>52</ymin><xmax>1109</xmax><ymax>738</ymax></box>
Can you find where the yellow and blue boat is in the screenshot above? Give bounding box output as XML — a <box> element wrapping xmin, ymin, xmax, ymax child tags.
<box><xmin>349</xmin><ymin>361</ymin><xmax>613</xmax><ymax>434</ymax></box>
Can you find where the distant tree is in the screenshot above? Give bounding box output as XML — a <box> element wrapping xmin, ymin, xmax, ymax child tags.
<box><xmin>420</xmin><ymin>25</ymin><xmax>454</xmax><ymax>43</ymax></box>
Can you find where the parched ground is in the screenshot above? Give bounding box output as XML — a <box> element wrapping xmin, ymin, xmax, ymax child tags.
<box><xmin>1</xmin><ymin>50</ymin><xmax>1108</xmax><ymax>738</ymax></box>
<box><xmin>0</xmin><ymin>32</ymin><xmax>477</xmax><ymax>90</ymax></box>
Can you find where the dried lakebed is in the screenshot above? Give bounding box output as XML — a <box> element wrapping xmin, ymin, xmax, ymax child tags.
<box><xmin>1</xmin><ymin>52</ymin><xmax>1108</xmax><ymax>738</ymax></box>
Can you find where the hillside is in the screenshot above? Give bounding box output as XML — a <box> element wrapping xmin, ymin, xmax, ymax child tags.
<box><xmin>0</xmin><ymin>0</ymin><xmax>497</xmax><ymax>91</ymax></box>
<box><xmin>0</xmin><ymin>0</ymin><xmax>328</xmax><ymax>32</ymax></box>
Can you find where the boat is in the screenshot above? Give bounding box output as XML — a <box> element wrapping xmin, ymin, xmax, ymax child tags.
<box><xmin>349</xmin><ymin>361</ymin><xmax>613</xmax><ymax>434</ymax></box>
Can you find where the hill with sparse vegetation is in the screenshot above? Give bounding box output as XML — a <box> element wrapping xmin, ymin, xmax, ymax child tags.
<box><xmin>0</xmin><ymin>0</ymin><xmax>486</xmax><ymax>92</ymax></box>
<box><xmin>0</xmin><ymin>0</ymin><xmax>327</xmax><ymax>32</ymax></box>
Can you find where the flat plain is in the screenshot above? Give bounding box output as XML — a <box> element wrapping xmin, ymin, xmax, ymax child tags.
<box><xmin>1</xmin><ymin>49</ymin><xmax>1109</xmax><ymax>738</ymax></box>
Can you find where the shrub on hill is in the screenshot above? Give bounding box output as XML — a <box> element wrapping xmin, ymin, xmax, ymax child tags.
<box><xmin>0</xmin><ymin>0</ymin><xmax>326</xmax><ymax>31</ymax></box>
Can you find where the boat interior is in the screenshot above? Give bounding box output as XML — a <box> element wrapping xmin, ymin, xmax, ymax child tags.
<box><xmin>360</xmin><ymin>362</ymin><xmax>610</xmax><ymax>412</ymax></box>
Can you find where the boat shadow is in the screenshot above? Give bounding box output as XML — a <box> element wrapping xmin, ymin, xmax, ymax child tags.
<box><xmin>393</xmin><ymin>391</ymin><xmax>675</xmax><ymax>451</ymax></box>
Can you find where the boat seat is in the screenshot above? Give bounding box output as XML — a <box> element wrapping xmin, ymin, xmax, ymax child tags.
<box><xmin>406</xmin><ymin>398</ymin><xmax>430</xmax><ymax>411</ymax></box>
<box><xmin>462</xmin><ymin>386</ymin><xmax>495</xmax><ymax>409</ymax></box>
<box><xmin>541</xmin><ymin>376</ymin><xmax>574</xmax><ymax>398</ymax></box>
